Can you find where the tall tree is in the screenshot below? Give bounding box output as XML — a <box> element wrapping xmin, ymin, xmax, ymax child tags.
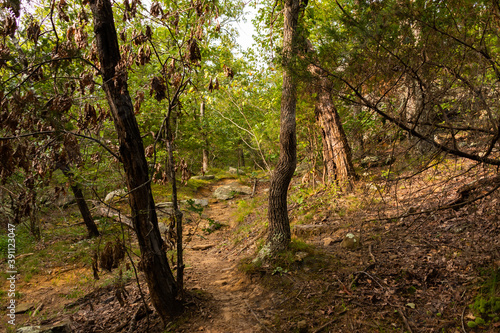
<box><xmin>314</xmin><ymin>77</ymin><xmax>357</xmax><ymax>188</ymax></box>
<box><xmin>307</xmin><ymin>57</ymin><xmax>357</xmax><ymax>188</ymax></box>
<box><xmin>58</xmin><ymin>162</ymin><xmax>99</xmax><ymax>238</ymax></box>
<box><xmin>88</xmin><ymin>0</ymin><xmax>179</xmax><ymax>322</ymax></box>
<box><xmin>265</xmin><ymin>0</ymin><xmax>302</xmax><ymax>254</ymax></box>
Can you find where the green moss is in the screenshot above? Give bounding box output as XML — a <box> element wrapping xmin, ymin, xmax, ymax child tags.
<box><xmin>468</xmin><ymin>267</ymin><xmax>500</xmax><ymax>328</ymax></box>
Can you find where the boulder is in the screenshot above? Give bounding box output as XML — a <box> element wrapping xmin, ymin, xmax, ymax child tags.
<box><xmin>14</xmin><ymin>302</ymin><xmax>34</xmax><ymax>314</ymax></box>
<box><xmin>228</xmin><ymin>167</ymin><xmax>245</xmax><ymax>175</ymax></box>
<box><xmin>213</xmin><ymin>183</ymin><xmax>252</xmax><ymax>200</ymax></box>
<box><xmin>104</xmin><ymin>189</ymin><xmax>127</xmax><ymax>203</ymax></box>
<box><xmin>181</xmin><ymin>198</ymin><xmax>209</xmax><ymax>207</ymax></box>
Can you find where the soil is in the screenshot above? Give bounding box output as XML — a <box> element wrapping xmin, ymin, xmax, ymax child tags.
<box><xmin>2</xmin><ymin>165</ymin><xmax>500</xmax><ymax>333</ymax></box>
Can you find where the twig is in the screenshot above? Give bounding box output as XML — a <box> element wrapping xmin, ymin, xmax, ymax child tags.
<box><xmin>31</xmin><ymin>303</ymin><xmax>44</xmax><ymax>317</ymax></box>
<box><xmin>396</xmin><ymin>307</ymin><xmax>413</xmax><ymax>333</ymax></box>
<box><xmin>313</xmin><ymin>318</ymin><xmax>338</xmax><ymax>333</ymax></box>
<box><xmin>368</xmin><ymin>244</ymin><xmax>376</xmax><ymax>263</ymax></box>
<box><xmin>350</xmin><ymin>265</ymin><xmax>379</xmax><ymax>290</ymax></box>
<box><xmin>461</xmin><ymin>304</ymin><xmax>468</xmax><ymax>333</ymax></box>
<box><xmin>334</xmin><ymin>274</ymin><xmax>351</xmax><ymax>295</ymax></box>
<box><xmin>277</xmin><ymin>286</ymin><xmax>304</xmax><ymax>307</ymax></box>
<box><xmin>245</xmin><ymin>300</ymin><xmax>273</xmax><ymax>333</ymax></box>
<box><xmin>251</xmin><ymin>178</ymin><xmax>258</xmax><ymax>197</ymax></box>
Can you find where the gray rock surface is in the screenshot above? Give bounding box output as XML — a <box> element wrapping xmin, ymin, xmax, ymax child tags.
<box><xmin>104</xmin><ymin>189</ymin><xmax>127</xmax><ymax>203</ymax></box>
<box><xmin>213</xmin><ymin>183</ymin><xmax>252</xmax><ymax>200</ymax></box>
<box><xmin>228</xmin><ymin>167</ymin><xmax>245</xmax><ymax>175</ymax></box>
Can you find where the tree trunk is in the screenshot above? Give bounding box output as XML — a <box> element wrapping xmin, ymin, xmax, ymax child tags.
<box><xmin>266</xmin><ymin>0</ymin><xmax>301</xmax><ymax>254</ymax></box>
<box><xmin>308</xmin><ymin>64</ymin><xmax>357</xmax><ymax>189</ymax></box>
<box><xmin>315</xmin><ymin>79</ymin><xmax>357</xmax><ymax>188</ymax></box>
<box><xmin>165</xmin><ymin>114</ymin><xmax>184</xmax><ymax>297</ymax></box>
<box><xmin>59</xmin><ymin>165</ymin><xmax>99</xmax><ymax>238</ymax></box>
<box><xmin>200</xmin><ymin>101</ymin><xmax>209</xmax><ymax>174</ymax></box>
<box><xmin>89</xmin><ymin>0</ymin><xmax>179</xmax><ymax>323</ymax></box>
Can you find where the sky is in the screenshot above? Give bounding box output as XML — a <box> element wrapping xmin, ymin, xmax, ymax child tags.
<box><xmin>232</xmin><ymin>4</ymin><xmax>258</xmax><ymax>52</ymax></box>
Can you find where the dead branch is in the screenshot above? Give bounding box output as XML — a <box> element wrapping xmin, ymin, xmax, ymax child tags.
<box><xmin>396</xmin><ymin>306</ymin><xmax>414</xmax><ymax>333</ymax></box>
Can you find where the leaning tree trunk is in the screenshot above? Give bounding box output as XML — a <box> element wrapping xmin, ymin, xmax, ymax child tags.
<box><xmin>314</xmin><ymin>76</ymin><xmax>357</xmax><ymax>189</ymax></box>
<box><xmin>89</xmin><ymin>0</ymin><xmax>179</xmax><ymax>323</ymax></box>
<box><xmin>266</xmin><ymin>0</ymin><xmax>301</xmax><ymax>254</ymax></box>
<box><xmin>59</xmin><ymin>165</ymin><xmax>99</xmax><ymax>237</ymax></box>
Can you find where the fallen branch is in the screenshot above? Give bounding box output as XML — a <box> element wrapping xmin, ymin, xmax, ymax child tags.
<box><xmin>349</xmin><ymin>264</ymin><xmax>378</xmax><ymax>290</ymax></box>
<box><xmin>461</xmin><ymin>304</ymin><xmax>468</xmax><ymax>333</ymax></box>
<box><xmin>396</xmin><ymin>306</ymin><xmax>413</xmax><ymax>333</ymax></box>
<box><xmin>91</xmin><ymin>202</ymin><xmax>134</xmax><ymax>229</ymax></box>
<box><xmin>368</xmin><ymin>244</ymin><xmax>376</xmax><ymax>263</ymax></box>
<box><xmin>31</xmin><ymin>303</ymin><xmax>44</xmax><ymax>317</ymax></box>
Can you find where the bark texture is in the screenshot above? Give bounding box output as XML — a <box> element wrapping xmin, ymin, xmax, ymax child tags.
<box><xmin>313</xmin><ymin>73</ymin><xmax>357</xmax><ymax>188</ymax></box>
<box><xmin>266</xmin><ymin>0</ymin><xmax>301</xmax><ymax>253</ymax></box>
<box><xmin>60</xmin><ymin>165</ymin><xmax>99</xmax><ymax>237</ymax></box>
<box><xmin>89</xmin><ymin>0</ymin><xmax>179</xmax><ymax>322</ymax></box>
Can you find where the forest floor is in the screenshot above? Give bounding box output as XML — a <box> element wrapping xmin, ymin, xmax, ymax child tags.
<box><xmin>1</xmin><ymin>157</ymin><xmax>500</xmax><ymax>333</ymax></box>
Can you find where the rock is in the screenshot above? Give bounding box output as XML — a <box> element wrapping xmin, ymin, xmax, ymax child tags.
<box><xmin>181</xmin><ymin>198</ymin><xmax>209</xmax><ymax>207</ymax></box>
<box><xmin>157</xmin><ymin>199</ymin><xmax>209</xmax><ymax>210</ymax></box>
<box><xmin>194</xmin><ymin>198</ymin><xmax>209</xmax><ymax>207</ymax></box>
<box><xmin>361</xmin><ymin>155</ymin><xmax>394</xmax><ymax>168</ymax></box>
<box><xmin>104</xmin><ymin>189</ymin><xmax>127</xmax><ymax>203</ymax></box>
<box><xmin>191</xmin><ymin>175</ymin><xmax>215</xmax><ymax>180</ymax></box>
<box><xmin>341</xmin><ymin>233</ymin><xmax>360</xmax><ymax>250</ymax></box>
<box><xmin>17</xmin><ymin>327</ymin><xmax>41</xmax><ymax>333</ymax></box>
<box><xmin>43</xmin><ymin>319</ymin><xmax>72</xmax><ymax>333</ymax></box>
<box><xmin>360</xmin><ymin>156</ymin><xmax>381</xmax><ymax>168</ymax></box>
<box><xmin>15</xmin><ymin>303</ymin><xmax>34</xmax><ymax>314</ymax></box>
<box><xmin>228</xmin><ymin>167</ymin><xmax>245</xmax><ymax>175</ymax></box>
<box><xmin>191</xmin><ymin>244</ymin><xmax>215</xmax><ymax>250</ymax></box>
<box><xmin>158</xmin><ymin>222</ymin><xmax>170</xmax><ymax>234</ymax></box>
<box><xmin>16</xmin><ymin>319</ymin><xmax>71</xmax><ymax>333</ymax></box>
<box><xmin>213</xmin><ymin>184</ymin><xmax>252</xmax><ymax>200</ymax></box>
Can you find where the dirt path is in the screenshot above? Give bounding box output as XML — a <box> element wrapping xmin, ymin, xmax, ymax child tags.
<box><xmin>180</xmin><ymin>197</ymin><xmax>275</xmax><ymax>333</ymax></box>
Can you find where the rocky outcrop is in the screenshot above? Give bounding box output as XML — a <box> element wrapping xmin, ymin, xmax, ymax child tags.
<box><xmin>213</xmin><ymin>183</ymin><xmax>252</xmax><ymax>200</ymax></box>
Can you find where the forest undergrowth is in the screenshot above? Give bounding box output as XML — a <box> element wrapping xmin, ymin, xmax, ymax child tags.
<box><xmin>1</xmin><ymin>156</ymin><xmax>499</xmax><ymax>333</ymax></box>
